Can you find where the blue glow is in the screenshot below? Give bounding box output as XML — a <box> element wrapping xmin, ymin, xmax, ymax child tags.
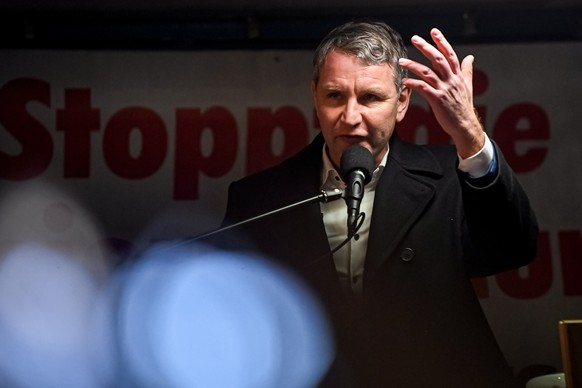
<box><xmin>117</xmin><ymin>245</ymin><xmax>335</xmax><ymax>388</ymax></box>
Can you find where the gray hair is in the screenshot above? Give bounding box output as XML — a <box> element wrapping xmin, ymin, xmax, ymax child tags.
<box><xmin>312</xmin><ymin>20</ymin><xmax>408</xmax><ymax>94</ymax></box>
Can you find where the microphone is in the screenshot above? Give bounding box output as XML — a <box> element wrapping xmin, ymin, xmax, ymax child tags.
<box><xmin>340</xmin><ymin>145</ymin><xmax>374</xmax><ymax>238</ymax></box>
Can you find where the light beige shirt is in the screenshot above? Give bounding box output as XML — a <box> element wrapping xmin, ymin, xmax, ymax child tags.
<box><xmin>319</xmin><ymin>134</ymin><xmax>494</xmax><ymax>297</ymax></box>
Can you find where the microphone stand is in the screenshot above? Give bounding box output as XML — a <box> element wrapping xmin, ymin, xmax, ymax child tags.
<box><xmin>195</xmin><ymin>188</ymin><xmax>343</xmax><ymax>242</ymax></box>
<box><xmin>149</xmin><ymin>188</ymin><xmax>344</xmax><ymax>253</ymax></box>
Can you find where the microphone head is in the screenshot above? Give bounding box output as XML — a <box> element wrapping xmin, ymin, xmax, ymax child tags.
<box><xmin>340</xmin><ymin>145</ymin><xmax>374</xmax><ymax>185</ymax></box>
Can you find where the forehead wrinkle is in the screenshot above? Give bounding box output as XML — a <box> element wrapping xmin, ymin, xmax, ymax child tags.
<box><xmin>317</xmin><ymin>52</ymin><xmax>395</xmax><ymax>95</ymax></box>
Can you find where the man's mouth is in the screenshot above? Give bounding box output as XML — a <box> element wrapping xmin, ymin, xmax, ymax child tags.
<box><xmin>337</xmin><ymin>134</ymin><xmax>367</xmax><ymax>145</ymax></box>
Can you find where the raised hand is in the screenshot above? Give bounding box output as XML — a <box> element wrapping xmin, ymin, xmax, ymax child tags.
<box><xmin>398</xmin><ymin>28</ymin><xmax>485</xmax><ymax>158</ymax></box>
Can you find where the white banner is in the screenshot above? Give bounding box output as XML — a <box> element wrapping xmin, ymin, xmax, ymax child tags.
<box><xmin>1</xmin><ymin>42</ymin><xmax>582</xmax><ymax>376</ymax></box>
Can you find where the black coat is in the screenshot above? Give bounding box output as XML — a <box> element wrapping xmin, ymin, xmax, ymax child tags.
<box><xmin>221</xmin><ymin>132</ymin><xmax>538</xmax><ymax>387</ymax></box>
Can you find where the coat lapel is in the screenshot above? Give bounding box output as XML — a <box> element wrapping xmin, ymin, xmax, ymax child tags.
<box><xmin>365</xmin><ymin>135</ymin><xmax>444</xmax><ymax>278</ymax></box>
<box><xmin>262</xmin><ymin>134</ymin><xmax>334</xmax><ymax>270</ymax></box>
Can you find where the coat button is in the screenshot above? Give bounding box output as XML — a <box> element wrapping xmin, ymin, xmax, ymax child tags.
<box><xmin>400</xmin><ymin>248</ymin><xmax>414</xmax><ymax>262</ymax></box>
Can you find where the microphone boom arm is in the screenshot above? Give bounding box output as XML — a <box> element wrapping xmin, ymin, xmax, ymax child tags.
<box><xmin>185</xmin><ymin>188</ymin><xmax>343</xmax><ymax>244</ymax></box>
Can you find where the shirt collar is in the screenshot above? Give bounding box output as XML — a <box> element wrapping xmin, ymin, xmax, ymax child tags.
<box><xmin>320</xmin><ymin>144</ymin><xmax>387</xmax><ymax>191</ymax></box>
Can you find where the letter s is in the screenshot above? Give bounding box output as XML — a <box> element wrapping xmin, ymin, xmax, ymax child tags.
<box><xmin>0</xmin><ymin>78</ymin><xmax>53</xmax><ymax>180</ymax></box>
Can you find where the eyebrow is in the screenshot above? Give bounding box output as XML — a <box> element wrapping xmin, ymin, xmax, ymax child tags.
<box><xmin>319</xmin><ymin>83</ymin><xmax>343</xmax><ymax>91</ymax></box>
<box><xmin>362</xmin><ymin>86</ymin><xmax>386</xmax><ymax>94</ymax></box>
<box><xmin>318</xmin><ymin>82</ymin><xmax>391</xmax><ymax>97</ymax></box>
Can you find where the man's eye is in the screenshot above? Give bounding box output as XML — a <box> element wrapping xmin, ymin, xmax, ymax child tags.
<box><xmin>327</xmin><ymin>92</ymin><xmax>341</xmax><ymax>99</ymax></box>
<box><xmin>361</xmin><ymin>94</ymin><xmax>378</xmax><ymax>102</ymax></box>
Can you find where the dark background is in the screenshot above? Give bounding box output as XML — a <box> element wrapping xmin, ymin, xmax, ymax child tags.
<box><xmin>1</xmin><ymin>0</ymin><xmax>581</xmax><ymax>50</ymax></box>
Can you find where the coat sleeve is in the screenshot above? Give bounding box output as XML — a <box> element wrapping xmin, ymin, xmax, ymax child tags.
<box><xmin>460</xmin><ymin>142</ymin><xmax>539</xmax><ymax>277</ymax></box>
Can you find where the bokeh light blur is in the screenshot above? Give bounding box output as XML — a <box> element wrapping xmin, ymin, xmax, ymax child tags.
<box><xmin>0</xmin><ymin>182</ymin><xmax>335</xmax><ymax>387</ymax></box>
<box><xmin>0</xmin><ymin>182</ymin><xmax>112</xmax><ymax>387</ymax></box>
<box><xmin>116</xmin><ymin>245</ymin><xmax>335</xmax><ymax>388</ymax></box>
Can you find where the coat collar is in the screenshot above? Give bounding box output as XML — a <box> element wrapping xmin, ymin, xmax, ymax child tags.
<box><xmin>263</xmin><ymin>133</ymin><xmax>447</xmax><ymax>282</ymax></box>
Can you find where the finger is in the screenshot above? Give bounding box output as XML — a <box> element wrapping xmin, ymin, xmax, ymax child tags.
<box><xmin>430</xmin><ymin>28</ymin><xmax>461</xmax><ymax>75</ymax></box>
<box><xmin>398</xmin><ymin>57</ymin><xmax>441</xmax><ymax>89</ymax></box>
<box><xmin>460</xmin><ymin>54</ymin><xmax>475</xmax><ymax>96</ymax></box>
<box><xmin>401</xmin><ymin>76</ymin><xmax>440</xmax><ymax>107</ymax></box>
<box><xmin>410</xmin><ymin>34</ymin><xmax>453</xmax><ymax>80</ymax></box>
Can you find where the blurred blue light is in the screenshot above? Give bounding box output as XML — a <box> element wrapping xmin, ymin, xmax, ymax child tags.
<box><xmin>0</xmin><ymin>243</ymin><xmax>109</xmax><ymax>388</ymax></box>
<box><xmin>117</xmin><ymin>245</ymin><xmax>335</xmax><ymax>388</ymax></box>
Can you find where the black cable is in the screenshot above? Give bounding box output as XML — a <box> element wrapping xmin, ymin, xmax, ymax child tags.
<box><xmin>302</xmin><ymin>212</ymin><xmax>366</xmax><ymax>269</ymax></box>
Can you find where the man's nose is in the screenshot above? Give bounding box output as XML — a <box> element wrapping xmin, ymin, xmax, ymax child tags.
<box><xmin>341</xmin><ymin>98</ymin><xmax>362</xmax><ymax>126</ymax></box>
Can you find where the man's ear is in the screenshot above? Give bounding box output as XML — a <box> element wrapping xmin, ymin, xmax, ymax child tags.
<box><xmin>396</xmin><ymin>86</ymin><xmax>411</xmax><ymax>123</ymax></box>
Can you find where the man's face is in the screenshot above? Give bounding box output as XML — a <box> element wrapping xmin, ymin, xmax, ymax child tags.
<box><xmin>312</xmin><ymin>50</ymin><xmax>410</xmax><ymax>169</ymax></box>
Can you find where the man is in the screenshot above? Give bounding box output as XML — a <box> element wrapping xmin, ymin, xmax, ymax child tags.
<box><xmin>220</xmin><ymin>20</ymin><xmax>538</xmax><ymax>387</ymax></box>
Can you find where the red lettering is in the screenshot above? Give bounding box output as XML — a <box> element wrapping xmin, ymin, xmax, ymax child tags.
<box><xmin>558</xmin><ymin>230</ymin><xmax>582</xmax><ymax>296</ymax></box>
<box><xmin>174</xmin><ymin>106</ymin><xmax>238</xmax><ymax>200</ymax></box>
<box><xmin>103</xmin><ymin>107</ymin><xmax>167</xmax><ymax>178</ymax></box>
<box><xmin>0</xmin><ymin>78</ymin><xmax>52</xmax><ymax>180</ymax></box>
<box><xmin>246</xmin><ymin>106</ymin><xmax>309</xmax><ymax>175</ymax></box>
<box><xmin>495</xmin><ymin>231</ymin><xmax>552</xmax><ymax>298</ymax></box>
<box><xmin>473</xmin><ymin>68</ymin><xmax>489</xmax><ymax>97</ymax></box>
<box><xmin>492</xmin><ymin>103</ymin><xmax>549</xmax><ymax>173</ymax></box>
<box><xmin>56</xmin><ymin>89</ymin><xmax>100</xmax><ymax>177</ymax></box>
